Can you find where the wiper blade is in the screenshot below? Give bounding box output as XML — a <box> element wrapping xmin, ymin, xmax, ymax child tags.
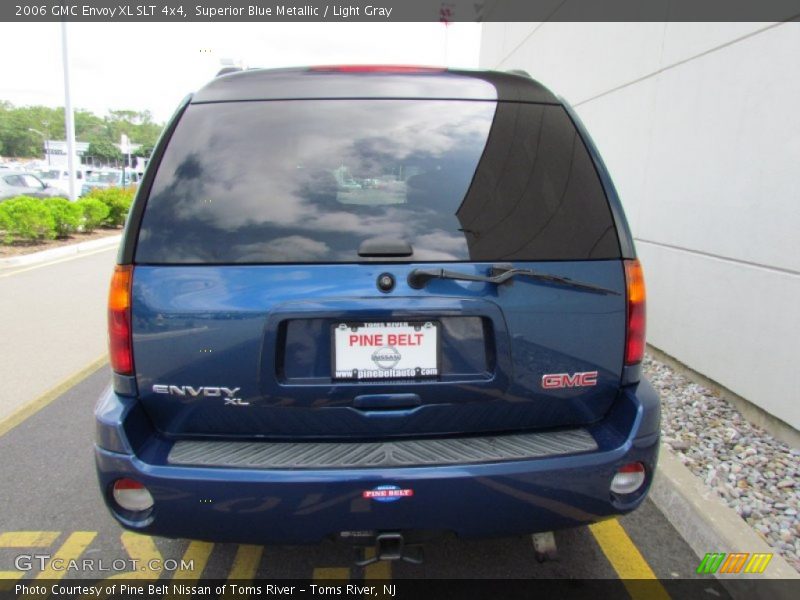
<box><xmin>407</xmin><ymin>265</ymin><xmax>620</xmax><ymax>296</ymax></box>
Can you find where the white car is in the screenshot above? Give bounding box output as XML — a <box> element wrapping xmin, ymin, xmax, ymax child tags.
<box><xmin>38</xmin><ymin>168</ymin><xmax>87</xmax><ymax>195</ymax></box>
<box><xmin>0</xmin><ymin>171</ymin><xmax>63</xmax><ymax>201</ymax></box>
<box><xmin>81</xmin><ymin>169</ymin><xmax>140</xmax><ymax>195</ymax></box>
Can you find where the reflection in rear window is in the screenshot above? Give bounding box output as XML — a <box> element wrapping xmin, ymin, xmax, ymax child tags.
<box><xmin>135</xmin><ymin>100</ymin><xmax>619</xmax><ymax>264</ymax></box>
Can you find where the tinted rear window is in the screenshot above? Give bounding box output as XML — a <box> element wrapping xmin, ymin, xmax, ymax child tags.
<box><xmin>135</xmin><ymin>100</ymin><xmax>619</xmax><ymax>264</ymax></box>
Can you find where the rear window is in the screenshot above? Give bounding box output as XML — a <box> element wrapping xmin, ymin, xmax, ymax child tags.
<box><xmin>135</xmin><ymin>99</ymin><xmax>619</xmax><ymax>264</ymax></box>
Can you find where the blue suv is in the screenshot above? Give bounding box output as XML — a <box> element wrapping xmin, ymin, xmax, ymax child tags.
<box><xmin>96</xmin><ymin>66</ymin><xmax>659</xmax><ymax>556</ymax></box>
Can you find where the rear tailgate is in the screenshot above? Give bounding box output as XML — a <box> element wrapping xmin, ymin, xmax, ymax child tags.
<box><xmin>132</xmin><ymin>260</ymin><xmax>625</xmax><ymax>438</ymax></box>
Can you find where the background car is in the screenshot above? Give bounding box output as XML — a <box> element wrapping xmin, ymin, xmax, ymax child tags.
<box><xmin>38</xmin><ymin>168</ymin><xmax>88</xmax><ymax>195</ymax></box>
<box><xmin>81</xmin><ymin>169</ymin><xmax>140</xmax><ymax>196</ymax></box>
<box><xmin>0</xmin><ymin>170</ymin><xmax>64</xmax><ymax>201</ymax></box>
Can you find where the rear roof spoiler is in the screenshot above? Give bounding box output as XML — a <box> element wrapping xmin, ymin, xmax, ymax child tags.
<box><xmin>194</xmin><ymin>67</ymin><xmax>560</xmax><ymax>104</ymax></box>
<box><xmin>216</xmin><ymin>67</ymin><xmax>244</xmax><ymax>77</ymax></box>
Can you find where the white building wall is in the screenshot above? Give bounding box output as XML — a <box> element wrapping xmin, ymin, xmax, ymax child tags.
<box><xmin>480</xmin><ymin>22</ymin><xmax>800</xmax><ymax>429</ymax></box>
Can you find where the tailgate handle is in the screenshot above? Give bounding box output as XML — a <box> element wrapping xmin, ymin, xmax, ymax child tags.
<box><xmin>358</xmin><ymin>238</ymin><xmax>413</xmax><ymax>257</ymax></box>
<box><xmin>353</xmin><ymin>394</ymin><xmax>422</xmax><ymax>411</ymax></box>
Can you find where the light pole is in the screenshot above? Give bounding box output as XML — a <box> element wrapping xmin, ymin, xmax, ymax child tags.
<box><xmin>42</xmin><ymin>120</ymin><xmax>50</xmax><ymax>166</ymax></box>
<box><xmin>28</xmin><ymin>128</ymin><xmax>50</xmax><ymax>166</ymax></box>
<box><xmin>61</xmin><ymin>22</ymin><xmax>77</xmax><ymax>201</ymax></box>
<box><xmin>120</xmin><ymin>134</ymin><xmax>130</xmax><ymax>187</ymax></box>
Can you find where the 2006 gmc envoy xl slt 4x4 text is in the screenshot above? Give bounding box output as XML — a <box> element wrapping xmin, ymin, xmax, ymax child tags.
<box><xmin>95</xmin><ymin>66</ymin><xmax>658</xmax><ymax>562</ymax></box>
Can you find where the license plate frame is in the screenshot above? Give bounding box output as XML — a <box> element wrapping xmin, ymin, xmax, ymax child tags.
<box><xmin>332</xmin><ymin>321</ymin><xmax>440</xmax><ymax>381</ymax></box>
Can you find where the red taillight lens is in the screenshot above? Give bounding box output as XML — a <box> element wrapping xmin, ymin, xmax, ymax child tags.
<box><xmin>624</xmin><ymin>259</ymin><xmax>646</xmax><ymax>365</ymax></box>
<box><xmin>108</xmin><ymin>265</ymin><xmax>133</xmax><ymax>375</ymax></box>
<box><xmin>618</xmin><ymin>462</ymin><xmax>645</xmax><ymax>474</ymax></box>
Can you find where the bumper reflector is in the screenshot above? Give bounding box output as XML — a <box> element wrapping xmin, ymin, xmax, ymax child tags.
<box><xmin>112</xmin><ymin>478</ymin><xmax>154</xmax><ymax>512</ymax></box>
<box><xmin>610</xmin><ymin>462</ymin><xmax>646</xmax><ymax>495</ymax></box>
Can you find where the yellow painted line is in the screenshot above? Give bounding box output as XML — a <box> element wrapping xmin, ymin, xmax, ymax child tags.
<box><xmin>86</xmin><ymin>532</ymin><xmax>162</xmax><ymax>600</ymax></box>
<box><xmin>89</xmin><ymin>534</ymin><xmax>164</xmax><ymax>600</ymax></box>
<box><xmin>107</xmin><ymin>532</ymin><xmax>164</xmax><ymax>580</ymax></box>
<box><xmin>0</xmin><ymin>245</ymin><xmax>117</xmax><ymax>279</ymax></box>
<box><xmin>362</xmin><ymin>548</ymin><xmax>391</xmax><ymax>579</ymax></box>
<box><xmin>362</xmin><ymin>548</ymin><xmax>391</xmax><ymax>597</ymax></box>
<box><xmin>0</xmin><ymin>532</ymin><xmax>61</xmax><ymax>583</ymax></box>
<box><xmin>363</xmin><ymin>555</ymin><xmax>391</xmax><ymax>579</ymax></box>
<box><xmin>313</xmin><ymin>567</ymin><xmax>350</xmax><ymax>580</ymax></box>
<box><xmin>171</xmin><ymin>541</ymin><xmax>213</xmax><ymax>580</ymax></box>
<box><xmin>0</xmin><ymin>531</ymin><xmax>60</xmax><ymax>547</ymax></box>
<box><xmin>165</xmin><ymin>541</ymin><xmax>214</xmax><ymax>600</ymax></box>
<box><xmin>219</xmin><ymin>545</ymin><xmax>264</xmax><ymax>599</ymax></box>
<box><xmin>0</xmin><ymin>354</ymin><xmax>107</xmax><ymax>438</ymax></box>
<box><xmin>589</xmin><ymin>519</ymin><xmax>670</xmax><ymax>600</ymax></box>
<box><xmin>227</xmin><ymin>545</ymin><xmax>263</xmax><ymax>580</ymax></box>
<box><xmin>34</xmin><ymin>531</ymin><xmax>97</xmax><ymax>580</ymax></box>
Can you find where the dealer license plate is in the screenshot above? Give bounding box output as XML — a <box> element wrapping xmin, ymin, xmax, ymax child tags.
<box><xmin>333</xmin><ymin>321</ymin><xmax>439</xmax><ymax>380</ymax></box>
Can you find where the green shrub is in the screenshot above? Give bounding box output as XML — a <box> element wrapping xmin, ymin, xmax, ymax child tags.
<box><xmin>43</xmin><ymin>197</ymin><xmax>83</xmax><ymax>238</ymax></box>
<box><xmin>0</xmin><ymin>196</ymin><xmax>56</xmax><ymax>243</ymax></box>
<box><xmin>75</xmin><ymin>198</ymin><xmax>110</xmax><ymax>232</ymax></box>
<box><xmin>84</xmin><ymin>186</ymin><xmax>135</xmax><ymax>227</ymax></box>
<box><xmin>0</xmin><ymin>204</ymin><xmax>9</xmax><ymax>235</ymax></box>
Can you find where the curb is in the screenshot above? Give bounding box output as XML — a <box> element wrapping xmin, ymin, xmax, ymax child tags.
<box><xmin>0</xmin><ymin>234</ymin><xmax>121</xmax><ymax>268</ymax></box>
<box><xmin>651</xmin><ymin>444</ymin><xmax>798</xmax><ymax>597</ymax></box>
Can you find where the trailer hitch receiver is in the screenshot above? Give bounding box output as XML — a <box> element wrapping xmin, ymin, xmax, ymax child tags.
<box><xmin>355</xmin><ymin>533</ymin><xmax>423</xmax><ymax>565</ymax></box>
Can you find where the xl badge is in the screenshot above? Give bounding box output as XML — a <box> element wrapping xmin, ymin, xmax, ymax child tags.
<box><xmin>224</xmin><ymin>397</ymin><xmax>250</xmax><ymax>406</ymax></box>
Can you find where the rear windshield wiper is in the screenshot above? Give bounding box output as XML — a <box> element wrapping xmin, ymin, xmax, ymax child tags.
<box><xmin>407</xmin><ymin>265</ymin><xmax>620</xmax><ymax>296</ymax></box>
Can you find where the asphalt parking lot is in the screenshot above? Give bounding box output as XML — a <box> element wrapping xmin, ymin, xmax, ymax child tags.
<box><xmin>0</xmin><ymin>246</ymin><xmax>729</xmax><ymax>597</ymax></box>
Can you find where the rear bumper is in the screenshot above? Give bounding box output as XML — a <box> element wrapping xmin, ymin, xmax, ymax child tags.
<box><xmin>94</xmin><ymin>380</ymin><xmax>660</xmax><ymax>544</ymax></box>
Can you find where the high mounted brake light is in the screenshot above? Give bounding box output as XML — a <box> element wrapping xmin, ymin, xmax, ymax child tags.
<box><xmin>624</xmin><ymin>259</ymin><xmax>646</xmax><ymax>365</ymax></box>
<box><xmin>309</xmin><ymin>65</ymin><xmax>445</xmax><ymax>73</ymax></box>
<box><xmin>108</xmin><ymin>265</ymin><xmax>133</xmax><ymax>375</ymax></box>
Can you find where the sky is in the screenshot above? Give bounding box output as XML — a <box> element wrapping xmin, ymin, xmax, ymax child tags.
<box><xmin>0</xmin><ymin>22</ymin><xmax>482</xmax><ymax>125</ymax></box>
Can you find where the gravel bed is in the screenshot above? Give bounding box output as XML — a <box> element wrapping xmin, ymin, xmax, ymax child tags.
<box><xmin>643</xmin><ymin>354</ymin><xmax>799</xmax><ymax>572</ymax></box>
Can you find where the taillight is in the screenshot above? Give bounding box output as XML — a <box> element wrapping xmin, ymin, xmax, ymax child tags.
<box><xmin>108</xmin><ymin>264</ymin><xmax>133</xmax><ymax>374</ymax></box>
<box><xmin>624</xmin><ymin>259</ymin><xmax>646</xmax><ymax>365</ymax></box>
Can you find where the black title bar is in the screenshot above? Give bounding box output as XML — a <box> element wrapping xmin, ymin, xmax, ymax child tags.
<box><xmin>4</xmin><ymin>578</ymin><xmax>800</xmax><ymax>600</ymax></box>
<box><xmin>4</xmin><ymin>0</ymin><xmax>800</xmax><ymax>22</ymax></box>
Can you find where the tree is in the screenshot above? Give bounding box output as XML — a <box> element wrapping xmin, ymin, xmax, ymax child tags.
<box><xmin>0</xmin><ymin>102</ymin><xmax>164</xmax><ymax>159</ymax></box>
<box><xmin>86</xmin><ymin>140</ymin><xmax>123</xmax><ymax>166</ymax></box>
<box><xmin>75</xmin><ymin>109</ymin><xmax>105</xmax><ymax>142</ymax></box>
<box><xmin>0</xmin><ymin>104</ymin><xmax>62</xmax><ymax>157</ymax></box>
<box><xmin>133</xmin><ymin>144</ymin><xmax>154</xmax><ymax>159</ymax></box>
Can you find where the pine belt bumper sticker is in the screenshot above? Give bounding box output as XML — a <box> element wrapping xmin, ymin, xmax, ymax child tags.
<box><xmin>362</xmin><ymin>485</ymin><xmax>415</xmax><ymax>502</ymax></box>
